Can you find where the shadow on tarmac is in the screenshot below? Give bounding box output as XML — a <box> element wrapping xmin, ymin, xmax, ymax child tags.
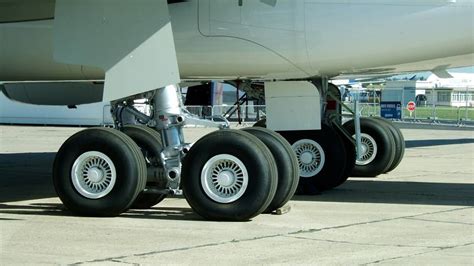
<box><xmin>294</xmin><ymin>180</ymin><xmax>474</xmax><ymax>207</ymax></box>
<box><xmin>0</xmin><ymin>152</ymin><xmax>57</xmax><ymax>203</ymax></box>
<box><xmin>0</xmin><ymin>202</ymin><xmax>202</xmax><ymax>221</ymax></box>
<box><xmin>405</xmin><ymin>138</ymin><xmax>474</xmax><ymax>148</ymax></box>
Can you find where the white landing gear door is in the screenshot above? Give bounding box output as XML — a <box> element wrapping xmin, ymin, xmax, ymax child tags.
<box><xmin>53</xmin><ymin>0</ymin><xmax>180</xmax><ymax>101</ymax></box>
<box><xmin>265</xmin><ymin>81</ymin><xmax>321</xmax><ymax>131</ymax></box>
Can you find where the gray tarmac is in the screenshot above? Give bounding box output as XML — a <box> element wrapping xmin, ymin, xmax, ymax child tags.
<box><xmin>0</xmin><ymin>124</ymin><xmax>473</xmax><ymax>265</ymax></box>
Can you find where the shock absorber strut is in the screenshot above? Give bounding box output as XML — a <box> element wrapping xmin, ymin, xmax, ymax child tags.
<box><xmin>153</xmin><ymin>85</ymin><xmax>187</xmax><ymax>191</ymax></box>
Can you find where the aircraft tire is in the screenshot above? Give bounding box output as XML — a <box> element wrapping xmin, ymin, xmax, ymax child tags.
<box><xmin>343</xmin><ymin>118</ymin><xmax>396</xmax><ymax>177</ymax></box>
<box><xmin>279</xmin><ymin>124</ymin><xmax>348</xmax><ymax>193</ymax></box>
<box><xmin>242</xmin><ymin>127</ymin><xmax>299</xmax><ymax>213</ymax></box>
<box><xmin>332</xmin><ymin>124</ymin><xmax>356</xmax><ymax>187</ymax></box>
<box><xmin>253</xmin><ymin>118</ymin><xmax>267</xmax><ymax>128</ymax></box>
<box><xmin>122</xmin><ymin>125</ymin><xmax>167</xmax><ymax>209</ymax></box>
<box><xmin>181</xmin><ymin>129</ymin><xmax>278</xmax><ymax>221</ymax></box>
<box><xmin>53</xmin><ymin>128</ymin><xmax>147</xmax><ymax>216</ymax></box>
<box><xmin>370</xmin><ymin>117</ymin><xmax>405</xmax><ymax>173</ymax></box>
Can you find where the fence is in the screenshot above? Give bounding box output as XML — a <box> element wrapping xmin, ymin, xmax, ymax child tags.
<box><xmin>186</xmin><ymin>105</ymin><xmax>267</xmax><ymax>123</ymax></box>
<box><xmin>352</xmin><ymin>102</ymin><xmax>474</xmax><ymax>125</ymax></box>
<box><xmin>185</xmin><ymin>102</ymin><xmax>474</xmax><ymax>127</ymax></box>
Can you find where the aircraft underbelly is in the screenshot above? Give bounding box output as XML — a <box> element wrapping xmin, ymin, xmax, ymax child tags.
<box><xmin>193</xmin><ymin>0</ymin><xmax>312</xmax><ymax>79</ymax></box>
<box><xmin>0</xmin><ymin>1</ymin><xmax>312</xmax><ymax>81</ymax></box>
<box><xmin>305</xmin><ymin>0</ymin><xmax>474</xmax><ymax>75</ymax></box>
<box><xmin>0</xmin><ymin>0</ymin><xmax>473</xmax><ymax>82</ymax></box>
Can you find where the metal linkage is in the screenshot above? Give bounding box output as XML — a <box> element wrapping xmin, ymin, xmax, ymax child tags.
<box><xmin>317</xmin><ymin>79</ymin><xmax>363</xmax><ymax>161</ymax></box>
<box><xmin>152</xmin><ymin>85</ymin><xmax>230</xmax><ymax>192</ymax></box>
<box><xmin>112</xmin><ymin>85</ymin><xmax>229</xmax><ymax>195</ymax></box>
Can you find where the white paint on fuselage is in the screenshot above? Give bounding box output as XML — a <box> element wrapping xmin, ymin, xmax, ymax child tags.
<box><xmin>0</xmin><ymin>0</ymin><xmax>473</xmax><ymax>82</ymax></box>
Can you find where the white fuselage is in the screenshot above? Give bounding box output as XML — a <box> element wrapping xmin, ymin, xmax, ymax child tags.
<box><xmin>0</xmin><ymin>0</ymin><xmax>473</xmax><ymax>82</ymax></box>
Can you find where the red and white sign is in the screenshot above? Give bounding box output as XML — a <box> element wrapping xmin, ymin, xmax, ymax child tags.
<box><xmin>407</xmin><ymin>101</ymin><xmax>416</xmax><ymax>112</ymax></box>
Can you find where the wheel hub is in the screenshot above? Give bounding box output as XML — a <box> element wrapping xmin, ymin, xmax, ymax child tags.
<box><xmin>360</xmin><ymin>144</ymin><xmax>368</xmax><ymax>155</ymax></box>
<box><xmin>217</xmin><ymin>170</ymin><xmax>235</xmax><ymax>187</ymax></box>
<box><xmin>71</xmin><ymin>151</ymin><xmax>117</xmax><ymax>199</ymax></box>
<box><xmin>201</xmin><ymin>154</ymin><xmax>249</xmax><ymax>204</ymax></box>
<box><xmin>300</xmin><ymin>152</ymin><xmax>314</xmax><ymax>165</ymax></box>
<box><xmin>292</xmin><ymin>139</ymin><xmax>325</xmax><ymax>178</ymax></box>
<box><xmin>87</xmin><ymin>167</ymin><xmax>104</xmax><ymax>183</ymax></box>
<box><xmin>354</xmin><ymin>133</ymin><xmax>378</xmax><ymax>166</ymax></box>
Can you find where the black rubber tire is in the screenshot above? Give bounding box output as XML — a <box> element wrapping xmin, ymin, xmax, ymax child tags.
<box><xmin>242</xmin><ymin>127</ymin><xmax>299</xmax><ymax>213</ymax></box>
<box><xmin>279</xmin><ymin>124</ymin><xmax>348</xmax><ymax>193</ymax></box>
<box><xmin>332</xmin><ymin>124</ymin><xmax>356</xmax><ymax>187</ymax></box>
<box><xmin>122</xmin><ymin>125</ymin><xmax>167</xmax><ymax>209</ymax></box>
<box><xmin>53</xmin><ymin>128</ymin><xmax>147</xmax><ymax>217</ymax></box>
<box><xmin>343</xmin><ymin>118</ymin><xmax>396</xmax><ymax>177</ymax></box>
<box><xmin>182</xmin><ymin>129</ymin><xmax>278</xmax><ymax>221</ymax></box>
<box><xmin>370</xmin><ymin>117</ymin><xmax>405</xmax><ymax>173</ymax></box>
<box><xmin>253</xmin><ymin>119</ymin><xmax>267</xmax><ymax>128</ymax></box>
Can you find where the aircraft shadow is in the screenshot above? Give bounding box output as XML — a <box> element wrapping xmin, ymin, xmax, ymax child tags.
<box><xmin>405</xmin><ymin>138</ymin><xmax>474</xmax><ymax>148</ymax></box>
<box><xmin>0</xmin><ymin>152</ymin><xmax>57</xmax><ymax>203</ymax></box>
<box><xmin>0</xmin><ymin>202</ymin><xmax>202</xmax><ymax>221</ymax></box>
<box><xmin>294</xmin><ymin>180</ymin><xmax>474</xmax><ymax>207</ymax></box>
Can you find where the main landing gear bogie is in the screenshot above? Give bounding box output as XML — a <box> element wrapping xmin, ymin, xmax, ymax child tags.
<box><xmin>53</xmin><ymin>85</ymin><xmax>301</xmax><ymax>221</ymax></box>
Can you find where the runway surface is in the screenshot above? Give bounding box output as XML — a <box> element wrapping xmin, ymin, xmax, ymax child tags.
<box><xmin>0</xmin><ymin>124</ymin><xmax>473</xmax><ymax>265</ymax></box>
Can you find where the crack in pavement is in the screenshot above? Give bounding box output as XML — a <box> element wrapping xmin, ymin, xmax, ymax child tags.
<box><xmin>403</xmin><ymin>217</ymin><xmax>474</xmax><ymax>226</ymax></box>
<box><xmin>70</xmin><ymin>206</ymin><xmax>473</xmax><ymax>265</ymax></box>
<box><xmin>287</xmin><ymin>206</ymin><xmax>473</xmax><ymax>236</ymax></box>
<box><xmin>362</xmin><ymin>242</ymin><xmax>474</xmax><ymax>265</ymax></box>
<box><xmin>284</xmin><ymin>235</ymin><xmax>443</xmax><ymax>249</ymax></box>
<box><xmin>70</xmin><ymin>234</ymin><xmax>284</xmax><ymax>265</ymax></box>
<box><xmin>110</xmin><ymin>259</ymin><xmax>140</xmax><ymax>266</ymax></box>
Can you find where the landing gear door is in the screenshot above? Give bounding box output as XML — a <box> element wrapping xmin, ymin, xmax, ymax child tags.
<box><xmin>54</xmin><ymin>0</ymin><xmax>180</xmax><ymax>101</ymax></box>
<box><xmin>265</xmin><ymin>81</ymin><xmax>321</xmax><ymax>131</ymax></box>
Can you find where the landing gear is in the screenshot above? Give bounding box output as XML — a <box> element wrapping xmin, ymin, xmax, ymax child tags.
<box><xmin>121</xmin><ymin>125</ymin><xmax>167</xmax><ymax>209</ymax></box>
<box><xmin>242</xmin><ymin>127</ymin><xmax>299</xmax><ymax>213</ymax></box>
<box><xmin>182</xmin><ymin>130</ymin><xmax>277</xmax><ymax>220</ymax></box>
<box><xmin>279</xmin><ymin>124</ymin><xmax>349</xmax><ymax>192</ymax></box>
<box><xmin>53</xmin><ymin>84</ymin><xmax>298</xmax><ymax>221</ymax></box>
<box><xmin>53</xmin><ymin>128</ymin><xmax>147</xmax><ymax>216</ymax></box>
<box><xmin>343</xmin><ymin>118</ymin><xmax>397</xmax><ymax>177</ymax></box>
<box><xmin>253</xmin><ymin>120</ymin><xmax>352</xmax><ymax>193</ymax></box>
<box><xmin>371</xmin><ymin>117</ymin><xmax>405</xmax><ymax>173</ymax></box>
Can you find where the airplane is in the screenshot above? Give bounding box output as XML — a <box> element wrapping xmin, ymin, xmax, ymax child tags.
<box><xmin>0</xmin><ymin>0</ymin><xmax>473</xmax><ymax>221</ymax></box>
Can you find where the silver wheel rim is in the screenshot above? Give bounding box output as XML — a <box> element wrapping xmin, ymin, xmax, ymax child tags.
<box><xmin>354</xmin><ymin>133</ymin><xmax>378</xmax><ymax>166</ymax></box>
<box><xmin>201</xmin><ymin>154</ymin><xmax>248</xmax><ymax>204</ymax></box>
<box><xmin>71</xmin><ymin>151</ymin><xmax>117</xmax><ymax>199</ymax></box>
<box><xmin>292</xmin><ymin>139</ymin><xmax>325</xmax><ymax>178</ymax></box>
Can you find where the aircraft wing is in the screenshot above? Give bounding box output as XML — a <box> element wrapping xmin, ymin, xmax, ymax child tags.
<box><xmin>1</xmin><ymin>0</ymin><xmax>181</xmax><ymax>101</ymax></box>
